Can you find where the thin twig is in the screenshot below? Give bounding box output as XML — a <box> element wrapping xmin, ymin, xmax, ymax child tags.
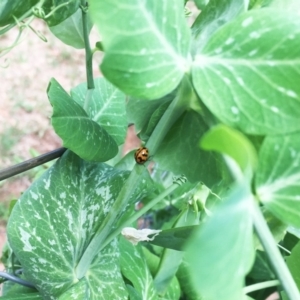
<box><xmin>0</xmin><ymin>148</ymin><xmax>66</xmax><ymax>181</ymax></box>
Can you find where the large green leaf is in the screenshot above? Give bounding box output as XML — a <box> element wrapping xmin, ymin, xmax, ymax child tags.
<box><xmin>7</xmin><ymin>151</ymin><xmax>129</xmax><ymax>299</ymax></box>
<box><xmin>185</xmin><ymin>184</ymin><xmax>255</xmax><ymax>300</ymax></box>
<box><xmin>71</xmin><ymin>77</ymin><xmax>127</xmax><ymax>145</ymax></box>
<box><xmin>120</xmin><ymin>238</ymin><xmax>157</xmax><ymax>300</ymax></box>
<box><xmin>89</xmin><ymin>0</ymin><xmax>191</xmax><ymax>99</ymax></box>
<box><xmin>42</xmin><ymin>0</ymin><xmax>80</xmax><ymax>27</ymax></box>
<box><xmin>0</xmin><ymin>0</ymin><xmax>38</xmax><ymax>26</ymax></box>
<box><xmin>191</xmin><ymin>0</ymin><xmax>248</xmax><ymax>55</ymax></box>
<box><xmin>49</xmin><ymin>8</ymin><xmax>93</xmax><ymax>49</ymax></box>
<box><xmin>154</xmin><ymin>110</ymin><xmax>221</xmax><ymax>185</ymax></box>
<box><xmin>47</xmin><ymin>78</ymin><xmax>118</xmax><ymax>161</ymax></box>
<box><xmin>255</xmin><ymin>133</ymin><xmax>300</xmax><ymax>227</ymax></box>
<box><xmin>192</xmin><ymin>9</ymin><xmax>300</xmax><ymax>134</ymax></box>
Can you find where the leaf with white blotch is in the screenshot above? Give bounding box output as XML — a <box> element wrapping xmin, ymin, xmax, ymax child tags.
<box><xmin>7</xmin><ymin>151</ymin><xmax>129</xmax><ymax>299</ymax></box>
<box><xmin>193</xmin><ymin>9</ymin><xmax>300</xmax><ymax>135</ymax></box>
<box><xmin>71</xmin><ymin>77</ymin><xmax>127</xmax><ymax>145</ymax></box>
<box><xmin>120</xmin><ymin>238</ymin><xmax>157</xmax><ymax>300</ymax></box>
<box><xmin>255</xmin><ymin>133</ymin><xmax>300</xmax><ymax>227</ymax></box>
<box><xmin>191</xmin><ymin>0</ymin><xmax>247</xmax><ymax>54</ymax></box>
<box><xmin>89</xmin><ymin>0</ymin><xmax>191</xmax><ymax>99</ymax></box>
<box><xmin>50</xmin><ymin>8</ymin><xmax>93</xmax><ymax>49</ymax></box>
<box><xmin>48</xmin><ymin>78</ymin><xmax>118</xmax><ymax>161</ymax></box>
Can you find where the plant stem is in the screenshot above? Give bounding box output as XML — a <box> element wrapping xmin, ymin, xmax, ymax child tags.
<box><xmin>243</xmin><ymin>280</ymin><xmax>280</xmax><ymax>294</ymax></box>
<box><xmin>0</xmin><ymin>148</ymin><xmax>66</xmax><ymax>182</ymax></box>
<box><xmin>251</xmin><ymin>201</ymin><xmax>300</xmax><ymax>300</ymax></box>
<box><xmin>146</xmin><ymin>75</ymin><xmax>192</xmax><ymax>154</ymax></box>
<box><xmin>101</xmin><ymin>176</ymin><xmax>186</xmax><ymax>249</ymax></box>
<box><xmin>75</xmin><ymin>165</ymin><xmax>147</xmax><ymax>279</ymax></box>
<box><xmin>81</xmin><ymin>0</ymin><xmax>94</xmax><ymax>90</ymax></box>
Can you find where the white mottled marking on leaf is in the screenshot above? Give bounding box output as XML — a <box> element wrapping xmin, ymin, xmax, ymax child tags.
<box><xmin>248</xmin><ymin>49</ymin><xmax>258</xmax><ymax>56</ymax></box>
<box><xmin>30</xmin><ymin>191</ymin><xmax>38</xmax><ymax>200</ymax></box>
<box><xmin>146</xmin><ymin>82</ymin><xmax>155</xmax><ymax>88</ymax></box>
<box><xmin>290</xmin><ymin>148</ymin><xmax>296</xmax><ymax>158</ymax></box>
<box><xmin>34</xmin><ymin>212</ymin><xmax>42</xmax><ymax>219</ymax></box>
<box><xmin>271</xmin><ymin>106</ymin><xmax>279</xmax><ymax>113</ymax></box>
<box><xmin>225</xmin><ymin>37</ymin><xmax>235</xmax><ymax>45</ymax></box>
<box><xmin>242</xmin><ymin>16</ymin><xmax>253</xmax><ymax>27</ymax></box>
<box><xmin>19</xmin><ymin>228</ymin><xmax>36</xmax><ymax>251</ymax></box>
<box><xmin>140</xmin><ymin>48</ymin><xmax>147</xmax><ymax>54</ymax></box>
<box><xmin>49</xmin><ymin>239</ymin><xmax>56</xmax><ymax>245</ymax></box>
<box><xmin>288</xmin><ymin>34</ymin><xmax>295</xmax><ymax>39</ymax></box>
<box><xmin>60</xmin><ymin>192</ymin><xmax>66</xmax><ymax>199</ymax></box>
<box><xmin>237</xmin><ymin>77</ymin><xmax>245</xmax><ymax>86</ymax></box>
<box><xmin>224</xmin><ymin>77</ymin><xmax>231</xmax><ymax>84</ymax></box>
<box><xmin>44</xmin><ymin>178</ymin><xmax>50</xmax><ymax>190</ymax></box>
<box><xmin>249</xmin><ymin>31</ymin><xmax>260</xmax><ymax>39</ymax></box>
<box><xmin>38</xmin><ymin>258</ymin><xmax>47</xmax><ymax>264</ymax></box>
<box><xmin>214</xmin><ymin>47</ymin><xmax>222</xmax><ymax>54</ymax></box>
<box><xmin>231</xmin><ymin>106</ymin><xmax>239</xmax><ymax>115</ymax></box>
<box><xmin>286</xmin><ymin>90</ymin><xmax>297</xmax><ymax>98</ymax></box>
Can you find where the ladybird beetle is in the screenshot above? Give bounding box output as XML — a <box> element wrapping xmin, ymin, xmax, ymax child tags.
<box><xmin>134</xmin><ymin>147</ymin><xmax>149</xmax><ymax>164</ymax></box>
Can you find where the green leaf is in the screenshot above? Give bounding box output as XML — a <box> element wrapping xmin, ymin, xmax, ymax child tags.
<box><xmin>154</xmin><ymin>110</ymin><xmax>221</xmax><ymax>185</ymax></box>
<box><xmin>89</xmin><ymin>0</ymin><xmax>191</xmax><ymax>99</ymax></box>
<box><xmin>255</xmin><ymin>133</ymin><xmax>300</xmax><ymax>227</ymax></box>
<box><xmin>200</xmin><ymin>124</ymin><xmax>258</xmax><ymax>172</ymax></box>
<box><xmin>0</xmin><ymin>293</ymin><xmax>43</xmax><ymax>300</ymax></box>
<box><xmin>120</xmin><ymin>238</ymin><xmax>157</xmax><ymax>300</ymax></box>
<box><xmin>192</xmin><ymin>9</ymin><xmax>300</xmax><ymax>134</ymax></box>
<box><xmin>7</xmin><ymin>151</ymin><xmax>129</xmax><ymax>299</ymax></box>
<box><xmin>49</xmin><ymin>8</ymin><xmax>93</xmax><ymax>49</ymax></box>
<box><xmin>191</xmin><ymin>0</ymin><xmax>248</xmax><ymax>54</ymax></box>
<box><xmin>127</xmin><ymin>91</ymin><xmax>175</xmax><ymax>137</ymax></box>
<box><xmin>154</xmin><ymin>208</ymin><xmax>199</xmax><ymax>294</ymax></box>
<box><xmin>194</xmin><ymin>0</ymin><xmax>210</xmax><ymax>10</ymax></box>
<box><xmin>47</xmin><ymin>78</ymin><xmax>118</xmax><ymax>161</ymax></box>
<box><xmin>43</xmin><ymin>0</ymin><xmax>80</xmax><ymax>27</ymax></box>
<box><xmin>149</xmin><ymin>225</ymin><xmax>198</xmax><ymax>251</ymax></box>
<box><xmin>286</xmin><ymin>241</ymin><xmax>300</xmax><ymax>291</ymax></box>
<box><xmin>185</xmin><ymin>184</ymin><xmax>255</xmax><ymax>300</ymax></box>
<box><xmin>268</xmin><ymin>0</ymin><xmax>300</xmax><ymax>10</ymax></box>
<box><xmin>71</xmin><ymin>77</ymin><xmax>127</xmax><ymax>145</ymax></box>
<box><xmin>0</xmin><ymin>0</ymin><xmax>38</xmax><ymax>27</ymax></box>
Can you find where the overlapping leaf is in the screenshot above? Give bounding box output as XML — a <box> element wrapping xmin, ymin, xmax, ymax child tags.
<box><xmin>89</xmin><ymin>0</ymin><xmax>191</xmax><ymax>99</ymax></box>
<box><xmin>193</xmin><ymin>9</ymin><xmax>300</xmax><ymax>134</ymax></box>
<box><xmin>71</xmin><ymin>77</ymin><xmax>127</xmax><ymax>145</ymax></box>
<box><xmin>191</xmin><ymin>0</ymin><xmax>247</xmax><ymax>54</ymax></box>
<box><xmin>50</xmin><ymin>8</ymin><xmax>93</xmax><ymax>49</ymax></box>
<box><xmin>186</xmin><ymin>185</ymin><xmax>254</xmax><ymax>300</ymax></box>
<box><xmin>120</xmin><ymin>238</ymin><xmax>157</xmax><ymax>300</ymax></box>
<box><xmin>154</xmin><ymin>110</ymin><xmax>221</xmax><ymax>185</ymax></box>
<box><xmin>7</xmin><ymin>151</ymin><xmax>129</xmax><ymax>299</ymax></box>
<box><xmin>255</xmin><ymin>133</ymin><xmax>300</xmax><ymax>227</ymax></box>
<box><xmin>48</xmin><ymin>78</ymin><xmax>118</xmax><ymax>161</ymax></box>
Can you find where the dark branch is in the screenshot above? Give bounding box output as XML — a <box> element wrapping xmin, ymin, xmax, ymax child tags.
<box><xmin>0</xmin><ymin>148</ymin><xmax>67</xmax><ymax>182</ymax></box>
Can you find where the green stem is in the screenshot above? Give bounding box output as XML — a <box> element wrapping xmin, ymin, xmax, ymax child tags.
<box><xmin>251</xmin><ymin>201</ymin><xmax>300</xmax><ymax>300</ymax></box>
<box><xmin>81</xmin><ymin>0</ymin><xmax>94</xmax><ymax>89</ymax></box>
<box><xmin>101</xmin><ymin>176</ymin><xmax>186</xmax><ymax>250</ymax></box>
<box><xmin>146</xmin><ymin>75</ymin><xmax>192</xmax><ymax>154</ymax></box>
<box><xmin>243</xmin><ymin>280</ymin><xmax>280</xmax><ymax>294</ymax></box>
<box><xmin>75</xmin><ymin>165</ymin><xmax>147</xmax><ymax>279</ymax></box>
